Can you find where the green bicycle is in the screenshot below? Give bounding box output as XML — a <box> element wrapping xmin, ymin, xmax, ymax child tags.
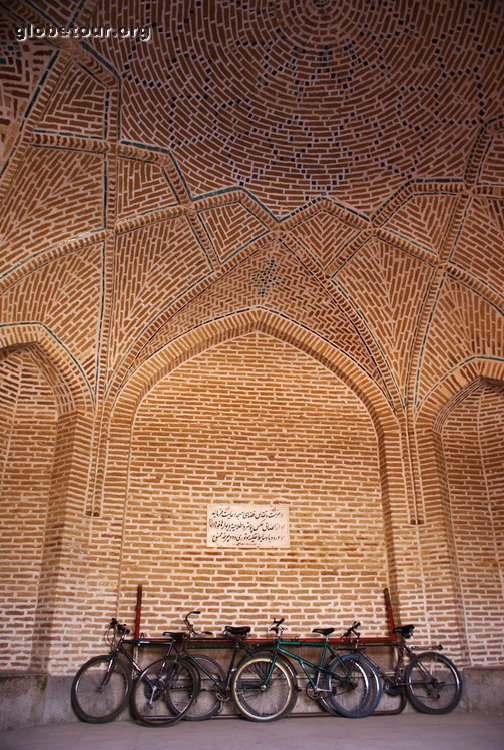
<box><xmin>231</xmin><ymin>617</ymin><xmax>382</xmax><ymax>721</ymax></box>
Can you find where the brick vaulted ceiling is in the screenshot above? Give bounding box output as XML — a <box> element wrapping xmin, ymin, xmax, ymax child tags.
<box><xmin>0</xmin><ymin>0</ymin><xmax>503</xmax><ymax>416</ymax></box>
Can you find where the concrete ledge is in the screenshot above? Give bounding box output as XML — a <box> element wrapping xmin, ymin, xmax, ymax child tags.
<box><xmin>0</xmin><ymin>666</ymin><xmax>503</xmax><ymax>729</ymax></box>
<box><xmin>0</xmin><ymin>673</ymin><xmax>74</xmax><ymax>730</ymax></box>
<box><xmin>462</xmin><ymin>667</ymin><xmax>504</xmax><ymax>715</ymax></box>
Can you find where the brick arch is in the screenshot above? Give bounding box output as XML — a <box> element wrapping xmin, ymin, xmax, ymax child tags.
<box><xmin>111</xmin><ymin>309</ymin><xmax>395</xmax><ymax>427</ymax></box>
<box><xmin>416</xmin><ymin>357</ymin><xmax>504</xmax><ymax>431</ymax></box>
<box><xmin>436</xmin><ymin>376</ymin><xmax>504</xmax><ymax>665</ymax></box>
<box><xmin>0</xmin><ymin>323</ymin><xmax>93</xmax><ymax>415</ymax></box>
<box><xmin>102</xmin><ymin>309</ymin><xmax>405</xmax><ymax>610</ymax></box>
<box><xmin>413</xmin><ymin>360</ymin><xmax>504</xmax><ymax>661</ymax></box>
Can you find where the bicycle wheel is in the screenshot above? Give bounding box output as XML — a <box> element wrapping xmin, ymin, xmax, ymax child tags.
<box><xmin>231</xmin><ymin>654</ymin><xmax>297</xmax><ymax>721</ymax></box>
<box><xmin>71</xmin><ymin>654</ymin><xmax>131</xmax><ymax>723</ymax></box>
<box><xmin>182</xmin><ymin>654</ymin><xmax>225</xmax><ymax>721</ymax></box>
<box><xmin>321</xmin><ymin>653</ymin><xmax>382</xmax><ymax>718</ymax></box>
<box><xmin>405</xmin><ymin>651</ymin><xmax>462</xmax><ymax>714</ymax></box>
<box><xmin>130</xmin><ymin>656</ymin><xmax>199</xmax><ymax>727</ymax></box>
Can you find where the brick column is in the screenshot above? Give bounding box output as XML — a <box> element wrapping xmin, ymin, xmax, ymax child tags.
<box><xmin>30</xmin><ymin>410</ymin><xmax>94</xmax><ymax>673</ymax></box>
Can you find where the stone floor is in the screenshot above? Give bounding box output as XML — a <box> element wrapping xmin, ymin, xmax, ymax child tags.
<box><xmin>1</xmin><ymin>712</ymin><xmax>504</xmax><ymax>750</ymax></box>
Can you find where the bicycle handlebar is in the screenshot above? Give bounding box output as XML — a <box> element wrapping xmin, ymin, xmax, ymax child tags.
<box><xmin>183</xmin><ymin>610</ymin><xmax>213</xmax><ymax>638</ymax></box>
<box><xmin>108</xmin><ymin>618</ymin><xmax>130</xmax><ymax>636</ymax></box>
<box><xmin>269</xmin><ymin>617</ymin><xmax>285</xmax><ymax>634</ymax></box>
<box><xmin>342</xmin><ymin>620</ymin><xmax>361</xmax><ymax>639</ymax></box>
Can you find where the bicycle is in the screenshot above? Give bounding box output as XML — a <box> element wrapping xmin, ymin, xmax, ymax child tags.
<box><xmin>71</xmin><ymin>618</ymin><xmax>198</xmax><ymax>726</ymax></box>
<box><xmin>341</xmin><ymin>621</ymin><xmax>463</xmax><ymax>715</ymax></box>
<box><xmin>169</xmin><ymin>610</ymin><xmax>261</xmax><ymax>721</ymax></box>
<box><xmin>231</xmin><ymin>617</ymin><xmax>382</xmax><ymax>721</ymax></box>
<box><xmin>129</xmin><ymin>629</ymin><xmax>200</xmax><ymax>726</ymax></box>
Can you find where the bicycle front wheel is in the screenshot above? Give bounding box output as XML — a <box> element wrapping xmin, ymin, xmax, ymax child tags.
<box><xmin>182</xmin><ymin>654</ymin><xmax>225</xmax><ymax>721</ymax></box>
<box><xmin>71</xmin><ymin>654</ymin><xmax>131</xmax><ymax>723</ymax></box>
<box><xmin>231</xmin><ymin>655</ymin><xmax>297</xmax><ymax>721</ymax></box>
<box><xmin>405</xmin><ymin>651</ymin><xmax>462</xmax><ymax>714</ymax></box>
<box><xmin>321</xmin><ymin>653</ymin><xmax>382</xmax><ymax>718</ymax></box>
<box><xmin>130</xmin><ymin>656</ymin><xmax>199</xmax><ymax>727</ymax></box>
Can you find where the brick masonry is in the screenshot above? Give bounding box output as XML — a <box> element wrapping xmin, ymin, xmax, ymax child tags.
<box><xmin>0</xmin><ymin>1</ymin><xmax>502</xmax><ymax>676</ymax></box>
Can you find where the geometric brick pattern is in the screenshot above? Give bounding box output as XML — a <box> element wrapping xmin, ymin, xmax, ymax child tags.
<box><xmin>477</xmin><ymin>131</ymin><xmax>504</xmax><ymax>185</ymax></box>
<box><xmin>382</xmin><ymin>194</ymin><xmax>458</xmax><ymax>255</ymax></box>
<box><xmin>0</xmin><ymin>10</ymin><xmax>54</xmax><ymax>162</ymax></box>
<box><xmin>0</xmin><ymin>0</ymin><xmax>503</xmax><ymax>674</ymax></box>
<box><xmin>89</xmin><ymin>0</ymin><xmax>504</xmax><ymax>214</ymax></box>
<box><xmin>450</xmin><ymin>197</ymin><xmax>504</xmax><ymax>295</ymax></box>
<box><xmin>289</xmin><ymin>210</ymin><xmax>360</xmax><ymax>272</ymax></box>
<box><xmin>110</xmin><ymin>217</ymin><xmax>212</xmax><ymax>371</ymax></box>
<box><xmin>334</xmin><ymin>238</ymin><xmax>434</xmax><ymax>397</ymax></box>
<box><xmin>2</xmin><ymin>243</ymin><xmax>104</xmax><ymax>393</ymax></box>
<box><xmin>0</xmin><ymin>146</ymin><xmax>104</xmax><ymax>277</ymax></box>
<box><xmin>199</xmin><ymin>203</ymin><xmax>269</xmax><ymax>263</ymax></box>
<box><xmin>116</xmin><ymin>157</ymin><xmax>178</xmax><ymax>220</ymax></box>
<box><xmin>416</xmin><ymin>277</ymin><xmax>504</xmax><ymax>408</ymax></box>
<box><xmin>37</xmin><ymin>62</ymin><xmax>108</xmax><ymax>139</ymax></box>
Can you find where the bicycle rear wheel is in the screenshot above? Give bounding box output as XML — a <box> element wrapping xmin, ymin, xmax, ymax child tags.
<box><xmin>182</xmin><ymin>654</ymin><xmax>225</xmax><ymax>721</ymax></box>
<box><xmin>321</xmin><ymin>653</ymin><xmax>382</xmax><ymax>718</ymax></box>
<box><xmin>231</xmin><ymin>655</ymin><xmax>297</xmax><ymax>721</ymax></box>
<box><xmin>130</xmin><ymin>656</ymin><xmax>199</xmax><ymax>727</ymax></box>
<box><xmin>71</xmin><ymin>654</ymin><xmax>131</xmax><ymax>723</ymax></box>
<box><xmin>405</xmin><ymin>651</ymin><xmax>462</xmax><ymax>714</ymax></box>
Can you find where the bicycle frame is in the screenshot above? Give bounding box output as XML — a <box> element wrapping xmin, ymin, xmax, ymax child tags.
<box><xmin>167</xmin><ymin>612</ymin><xmax>260</xmax><ymax>705</ymax></box>
<box><xmin>342</xmin><ymin>623</ymin><xmax>445</xmax><ymax>715</ymax></box>
<box><xmin>186</xmin><ymin>638</ymin><xmax>248</xmax><ymax>696</ymax></box>
<box><xmin>264</xmin><ymin>637</ymin><xmax>358</xmax><ymax>695</ymax></box>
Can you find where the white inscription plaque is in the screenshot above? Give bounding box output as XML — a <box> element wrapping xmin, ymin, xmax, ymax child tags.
<box><xmin>207</xmin><ymin>504</ymin><xmax>290</xmax><ymax>548</ymax></box>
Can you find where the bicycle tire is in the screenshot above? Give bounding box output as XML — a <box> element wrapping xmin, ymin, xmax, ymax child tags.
<box><xmin>71</xmin><ymin>654</ymin><xmax>131</xmax><ymax>723</ymax></box>
<box><xmin>182</xmin><ymin>654</ymin><xmax>225</xmax><ymax>721</ymax></box>
<box><xmin>405</xmin><ymin>651</ymin><xmax>462</xmax><ymax>714</ymax></box>
<box><xmin>130</xmin><ymin>656</ymin><xmax>200</xmax><ymax>727</ymax></box>
<box><xmin>320</xmin><ymin>653</ymin><xmax>382</xmax><ymax>718</ymax></box>
<box><xmin>231</xmin><ymin>654</ymin><xmax>297</xmax><ymax>721</ymax></box>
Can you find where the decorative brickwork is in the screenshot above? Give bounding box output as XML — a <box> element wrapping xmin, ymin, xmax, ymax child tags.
<box><xmin>0</xmin><ymin>0</ymin><xmax>503</xmax><ymax>678</ymax></box>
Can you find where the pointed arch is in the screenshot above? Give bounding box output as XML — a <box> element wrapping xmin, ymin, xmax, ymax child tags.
<box><xmin>99</xmin><ymin>310</ymin><xmax>407</xmax><ymax>617</ymax></box>
<box><xmin>111</xmin><ymin>309</ymin><xmax>394</xmax><ymax>427</ymax></box>
<box><xmin>0</xmin><ymin>323</ymin><xmax>94</xmax><ymax>415</ymax></box>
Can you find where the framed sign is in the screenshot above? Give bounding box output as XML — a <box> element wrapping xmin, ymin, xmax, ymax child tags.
<box><xmin>207</xmin><ymin>503</ymin><xmax>290</xmax><ymax>548</ymax></box>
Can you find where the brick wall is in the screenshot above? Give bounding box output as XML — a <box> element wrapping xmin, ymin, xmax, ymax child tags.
<box><xmin>117</xmin><ymin>333</ymin><xmax>388</xmax><ymax>637</ymax></box>
<box><xmin>0</xmin><ymin>1</ymin><xmax>503</xmax><ymax>679</ymax></box>
<box><xmin>0</xmin><ymin>348</ymin><xmax>57</xmax><ymax>670</ymax></box>
<box><xmin>442</xmin><ymin>381</ymin><xmax>504</xmax><ymax>665</ymax></box>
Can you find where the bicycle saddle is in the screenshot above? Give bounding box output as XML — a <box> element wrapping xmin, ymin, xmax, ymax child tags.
<box><xmin>162</xmin><ymin>631</ymin><xmax>186</xmax><ymax>641</ymax></box>
<box><xmin>312</xmin><ymin>628</ymin><xmax>335</xmax><ymax>637</ymax></box>
<box><xmin>222</xmin><ymin>625</ymin><xmax>250</xmax><ymax>637</ymax></box>
<box><xmin>393</xmin><ymin>624</ymin><xmax>415</xmax><ymax>638</ymax></box>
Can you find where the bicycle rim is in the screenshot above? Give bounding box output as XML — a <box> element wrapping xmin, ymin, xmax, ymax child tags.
<box><xmin>323</xmin><ymin>654</ymin><xmax>380</xmax><ymax>718</ymax></box>
<box><xmin>406</xmin><ymin>651</ymin><xmax>462</xmax><ymax>714</ymax></box>
<box><xmin>232</xmin><ymin>656</ymin><xmax>296</xmax><ymax>721</ymax></box>
<box><xmin>71</xmin><ymin>654</ymin><xmax>131</xmax><ymax>723</ymax></box>
<box><xmin>131</xmin><ymin>657</ymin><xmax>199</xmax><ymax>727</ymax></box>
<box><xmin>182</xmin><ymin>654</ymin><xmax>225</xmax><ymax>721</ymax></box>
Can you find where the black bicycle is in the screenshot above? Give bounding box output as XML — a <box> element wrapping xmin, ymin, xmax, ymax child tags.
<box><xmin>165</xmin><ymin>610</ymin><xmax>262</xmax><ymax>721</ymax></box>
<box><xmin>71</xmin><ymin>618</ymin><xmax>198</xmax><ymax>726</ymax></box>
<box><xmin>341</xmin><ymin>621</ymin><xmax>463</xmax><ymax>715</ymax></box>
